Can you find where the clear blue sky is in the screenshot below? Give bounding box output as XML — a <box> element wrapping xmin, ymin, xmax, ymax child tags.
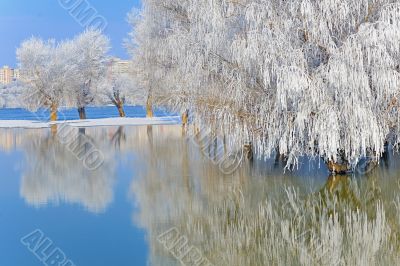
<box><xmin>0</xmin><ymin>0</ymin><xmax>142</xmax><ymax>67</ymax></box>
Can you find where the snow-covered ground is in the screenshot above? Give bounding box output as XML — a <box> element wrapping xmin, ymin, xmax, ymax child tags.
<box><xmin>0</xmin><ymin>116</ymin><xmax>180</xmax><ymax>129</ymax></box>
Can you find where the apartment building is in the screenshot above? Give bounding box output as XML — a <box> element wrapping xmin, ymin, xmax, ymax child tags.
<box><xmin>108</xmin><ymin>58</ymin><xmax>131</xmax><ymax>75</ymax></box>
<box><xmin>0</xmin><ymin>66</ymin><xmax>20</xmax><ymax>85</ymax></box>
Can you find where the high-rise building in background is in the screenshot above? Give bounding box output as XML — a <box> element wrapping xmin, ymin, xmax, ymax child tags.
<box><xmin>1</xmin><ymin>59</ymin><xmax>127</xmax><ymax>85</ymax></box>
<box><xmin>107</xmin><ymin>58</ymin><xmax>131</xmax><ymax>78</ymax></box>
<box><xmin>13</xmin><ymin>69</ymin><xmax>20</xmax><ymax>80</ymax></box>
<box><xmin>0</xmin><ymin>66</ymin><xmax>20</xmax><ymax>85</ymax></box>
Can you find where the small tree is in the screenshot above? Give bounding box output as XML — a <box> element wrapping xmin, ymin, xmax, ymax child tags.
<box><xmin>97</xmin><ymin>74</ymin><xmax>137</xmax><ymax>117</ymax></box>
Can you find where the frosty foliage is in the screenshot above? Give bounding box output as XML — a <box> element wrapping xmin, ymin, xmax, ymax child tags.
<box><xmin>16</xmin><ymin>29</ymin><xmax>110</xmax><ymax>114</ymax></box>
<box><xmin>64</xmin><ymin>29</ymin><xmax>110</xmax><ymax>110</ymax></box>
<box><xmin>128</xmin><ymin>0</ymin><xmax>400</xmax><ymax>167</ymax></box>
<box><xmin>0</xmin><ymin>82</ymin><xmax>25</xmax><ymax>108</ymax></box>
<box><xmin>16</xmin><ymin>38</ymin><xmax>71</xmax><ymax>111</ymax></box>
<box><xmin>96</xmin><ymin>73</ymin><xmax>142</xmax><ymax>106</ymax></box>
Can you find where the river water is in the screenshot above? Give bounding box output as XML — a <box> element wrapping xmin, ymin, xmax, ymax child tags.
<box><xmin>0</xmin><ymin>125</ymin><xmax>399</xmax><ymax>265</ymax></box>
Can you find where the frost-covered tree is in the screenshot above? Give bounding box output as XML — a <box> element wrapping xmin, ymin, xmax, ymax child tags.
<box><xmin>17</xmin><ymin>38</ymin><xmax>71</xmax><ymax>121</ymax></box>
<box><xmin>126</xmin><ymin>7</ymin><xmax>174</xmax><ymax>118</ymax></box>
<box><xmin>17</xmin><ymin>30</ymin><xmax>112</xmax><ymax>120</ymax></box>
<box><xmin>66</xmin><ymin>29</ymin><xmax>110</xmax><ymax>119</ymax></box>
<box><xmin>97</xmin><ymin>73</ymin><xmax>138</xmax><ymax>117</ymax></box>
<box><xmin>0</xmin><ymin>81</ymin><xmax>25</xmax><ymax>108</ymax></box>
<box><xmin>0</xmin><ymin>85</ymin><xmax>6</xmax><ymax>108</ymax></box>
<box><xmin>130</xmin><ymin>0</ymin><xmax>400</xmax><ymax>171</ymax></box>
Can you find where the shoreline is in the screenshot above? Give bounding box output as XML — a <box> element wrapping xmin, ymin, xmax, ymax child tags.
<box><xmin>0</xmin><ymin>116</ymin><xmax>181</xmax><ymax>129</ymax></box>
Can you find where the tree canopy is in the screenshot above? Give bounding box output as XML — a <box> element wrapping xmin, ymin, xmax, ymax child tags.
<box><xmin>128</xmin><ymin>0</ymin><xmax>400</xmax><ymax>168</ymax></box>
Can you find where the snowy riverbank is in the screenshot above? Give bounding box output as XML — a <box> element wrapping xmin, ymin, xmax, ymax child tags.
<box><xmin>0</xmin><ymin>116</ymin><xmax>181</xmax><ymax>129</ymax></box>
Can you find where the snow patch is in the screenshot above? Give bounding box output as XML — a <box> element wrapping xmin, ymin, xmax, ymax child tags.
<box><xmin>0</xmin><ymin>116</ymin><xmax>180</xmax><ymax>129</ymax></box>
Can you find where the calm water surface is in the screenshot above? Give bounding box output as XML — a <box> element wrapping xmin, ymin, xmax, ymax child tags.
<box><xmin>0</xmin><ymin>106</ymin><xmax>173</xmax><ymax>120</ymax></box>
<box><xmin>0</xmin><ymin>125</ymin><xmax>400</xmax><ymax>265</ymax></box>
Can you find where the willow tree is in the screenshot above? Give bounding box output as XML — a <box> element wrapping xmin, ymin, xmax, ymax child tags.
<box><xmin>17</xmin><ymin>38</ymin><xmax>70</xmax><ymax>121</ymax></box>
<box><xmin>131</xmin><ymin>0</ymin><xmax>400</xmax><ymax>172</ymax></box>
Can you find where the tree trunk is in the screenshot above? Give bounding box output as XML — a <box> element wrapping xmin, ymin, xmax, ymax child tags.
<box><xmin>182</xmin><ymin>110</ymin><xmax>189</xmax><ymax>126</ymax></box>
<box><xmin>146</xmin><ymin>95</ymin><xmax>153</xmax><ymax>118</ymax></box>
<box><xmin>49</xmin><ymin>103</ymin><xmax>58</xmax><ymax>136</ymax></box>
<box><xmin>182</xmin><ymin>109</ymin><xmax>189</xmax><ymax>135</ymax></box>
<box><xmin>327</xmin><ymin>160</ymin><xmax>350</xmax><ymax>174</ymax></box>
<box><xmin>244</xmin><ymin>142</ymin><xmax>253</xmax><ymax>161</ymax></box>
<box><xmin>382</xmin><ymin>142</ymin><xmax>389</xmax><ymax>167</ymax></box>
<box><xmin>78</xmin><ymin>107</ymin><xmax>86</xmax><ymax>120</ymax></box>
<box><xmin>117</xmin><ymin>102</ymin><xmax>126</xmax><ymax>117</ymax></box>
<box><xmin>50</xmin><ymin>103</ymin><xmax>58</xmax><ymax>121</ymax></box>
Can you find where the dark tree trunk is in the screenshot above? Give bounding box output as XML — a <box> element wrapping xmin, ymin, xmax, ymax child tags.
<box><xmin>244</xmin><ymin>142</ymin><xmax>253</xmax><ymax>161</ymax></box>
<box><xmin>78</xmin><ymin>107</ymin><xmax>86</xmax><ymax>120</ymax></box>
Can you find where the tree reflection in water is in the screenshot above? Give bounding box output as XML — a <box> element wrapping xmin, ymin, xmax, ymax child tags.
<box><xmin>130</xmin><ymin>126</ymin><xmax>400</xmax><ymax>266</ymax></box>
<box><xmin>19</xmin><ymin>127</ymin><xmax>116</xmax><ymax>213</ymax></box>
<box><xmin>1</xmin><ymin>126</ymin><xmax>400</xmax><ymax>265</ymax></box>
